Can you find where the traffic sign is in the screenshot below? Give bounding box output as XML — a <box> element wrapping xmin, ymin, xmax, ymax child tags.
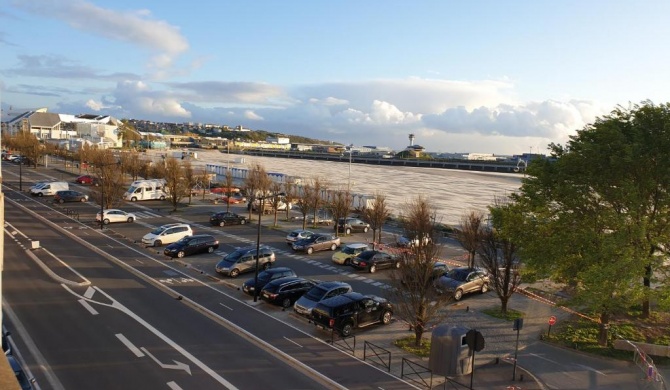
<box><xmin>548</xmin><ymin>316</ymin><xmax>557</xmax><ymax>326</ymax></box>
<box><xmin>465</xmin><ymin>329</ymin><xmax>485</xmax><ymax>352</ymax></box>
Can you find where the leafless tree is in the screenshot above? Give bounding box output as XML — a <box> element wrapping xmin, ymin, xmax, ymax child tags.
<box><xmin>181</xmin><ymin>160</ymin><xmax>198</xmax><ymax>204</ymax></box>
<box><xmin>164</xmin><ymin>157</ymin><xmax>189</xmax><ymax>211</ymax></box>
<box><xmin>224</xmin><ymin>170</ymin><xmax>235</xmax><ymax>212</ymax></box>
<box><xmin>244</xmin><ymin>162</ymin><xmax>271</xmax><ymax>220</ymax></box>
<box><xmin>306</xmin><ymin>178</ymin><xmax>327</xmax><ymax>229</ymax></box>
<box><xmin>283</xmin><ymin>181</ymin><xmax>299</xmax><ymax>221</ymax></box>
<box><xmin>268</xmin><ymin>182</ymin><xmax>284</xmax><ymax>227</ymax></box>
<box><xmin>455</xmin><ymin>210</ymin><xmax>487</xmax><ymax>268</ymax></box>
<box><xmin>120</xmin><ymin>150</ymin><xmax>144</xmax><ymax>181</ymax></box>
<box><xmin>88</xmin><ymin>149</ymin><xmax>125</xmax><ymax>209</ymax></box>
<box><xmin>294</xmin><ymin>182</ymin><xmax>314</xmax><ymax>230</ymax></box>
<box><xmin>386</xmin><ymin>196</ymin><xmax>451</xmax><ymax>347</ymax></box>
<box><xmin>361</xmin><ymin>192</ymin><xmax>391</xmax><ymax>244</ymax></box>
<box><xmin>329</xmin><ymin>189</ymin><xmax>352</xmax><ymax>237</ymax></box>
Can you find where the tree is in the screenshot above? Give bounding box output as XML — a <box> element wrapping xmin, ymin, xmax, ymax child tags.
<box><xmin>120</xmin><ymin>150</ymin><xmax>144</xmax><ymax>181</ymax></box>
<box><xmin>361</xmin><ymin>192</ymin><xmax>391</xmax><ymax>244</ymax></box>
<box><xmin>224</xmin><ymin>170</ymin><xmax>235</xmax><ymax>212</ymax></box>
<box><xmin>509</xmin><ymin>102</ymin><xmax>670</xmax><ymax>343</ymax></box>
<box><xmin>181</xmin><ymin>160</ymin><xmax>198</xmax><ymax>204</ymax></box>
<box><xmin>164</xmin><ymin>157</ymin><xmax>189</xmax><ymax>211</ymax></box>
<box><xmin>244</xmin><ymin>163</ymin><xmax>271</xmax><ymax>220</ymax></box>
<box><xmin>386</xmin><ymin>196</ymin><xmax>450</xmax><ymax>347</ymax></box>
<box><xmin>293</xmin><ymin>182</ymin><xmax>314</xmax><ymax>230</ymax></box>
<box><xmin>306</xmin><ymin>178</ymin><xmax>327</xmax><ymax>229</ymax></box>
<box><xmin>283</xmin><ymin>182</ymin><xmax>299</xmax><ymax>222</ymax></box>
<box><xmin>476</xmin><ymin>199</ymin><xmax>523</xmax><ymax>316</ymax></box>
<box><xmin>268</xmin><ymin>182</ymin><xmax>284</xmax><ymax>227</ymax></box>
<box><xmin>88</xmin><ymin>149</ymin><xmax>125</xmax><ymax>209</ymax></box>
<box><xmin>118</xmin><ymin>119</ymin><xmax>141</xmax><ymax>149</ymax></box>
<box><xmin>455</xmin><ymin>211</ymin><xmax>487</xmax><ymax>268</ymax></box>
<box><xmin>11</xmin><ymin>130</ymin><xmax>42</xmax><ymax>169</ymax></box>
<box><xmin>329</xmin><ymin>189</ymin><xmax>352</xmax><ymax>238</ymax></box>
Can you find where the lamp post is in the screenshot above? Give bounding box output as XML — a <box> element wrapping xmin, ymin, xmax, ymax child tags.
<box><xmin>254</xmin><ymin>191</ymin><xmax>286</xmax><ymax>302</ymax></box>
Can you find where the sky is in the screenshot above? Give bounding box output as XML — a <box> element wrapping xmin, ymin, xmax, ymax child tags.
<box><xmin>2</xmin><ymin>1</ymin><xmax>670</xmax><ymax>155</ymax></box>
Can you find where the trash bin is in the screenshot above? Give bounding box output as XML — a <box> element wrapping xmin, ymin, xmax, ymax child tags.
<box><xmin>429</xmin><ymin>324</ymin><xmax>473</xmax><ymax>377</ymax></box>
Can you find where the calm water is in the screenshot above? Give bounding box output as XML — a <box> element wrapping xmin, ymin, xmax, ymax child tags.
<box><xmin>155</xmin><ymin>150</ymin><xmax>522</xmax><ymax>226</ymax></box>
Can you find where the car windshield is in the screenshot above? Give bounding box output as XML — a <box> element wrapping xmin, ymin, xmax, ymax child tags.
<box><xmin>342</xmin><ymin>246</ymin><xmax>361</xmax><ymax>254</ymax></box>
<box><xmin>224</xmin><ymin>249</ymin><xmax>246</xmax><ymax>262</ymax></box>
<box><xmin>175</xmin><ymin>237</ymin><xmax>191</xmax><ymax>244</ymax></box>
<box><xmin>304</xmin><ymin>286</ymin><xmax>328</xmax><ymax>301</ymax></box>
<box><xmin>257</xmin><ymin>271</ymin><xmax>272</xmax><ymax>282</ymax></box>
<box><xmin>150</xmin><ymin>226</ymin><xmax>168</xmax><ymax>235</ymax></box>
<box><xmin>445</xmin><ymin>269</ymin><xmax>469</xmax><ymax>282</ymax></box>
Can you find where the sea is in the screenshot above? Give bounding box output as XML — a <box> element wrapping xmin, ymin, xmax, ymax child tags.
<box><xmin>154</xmin><ymin>149</ymin><xmax>522</xmax><ymax>226</ymax></box>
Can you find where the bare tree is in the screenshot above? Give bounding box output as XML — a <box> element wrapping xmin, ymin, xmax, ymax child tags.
<box><xmin>268</xmin><ymin>182</ymin><xmax>284</xmax><ymax>227</ymax></box>
<box><xmin>455</xmin><ymin>211</ymin><xmax>487</xmax><ymax>268</ymax></box>
<box><xmin>293</xmin><ymin>182</ymin><xmax>314</xmax><ymax>230</ymax></box>
<box><xmin>88</xmin><ymin>149</ymin><xmax>125</xmax><ymax>209</ymax></box>
<box><xmin>386</xmin><ymin>196</ymin><xmax>451</xmax><ymax>346</ymax></box>
<box><xmin>164</xmin><ymin>158</ymin><xmax>189</xmax><ymax>211</ymax></box>
<box><xmin>244</xmin><ymin>163</ymin><xmax>271</xmax><ymax>220</ymax></box>
<box><xmin>361</xmin><ymin>192</ymin><xmax>391</xmax><ymax>244</ymax></box>
<box><xmin>180</xmin><ymin>160</ymin><xmax>198</xmax><ymax>204</ymax></box>
<box><xmin>306</xmin><ymin>177</ymin><xmax>327</xmax><ymax>229</ymax></box>
<box><xmin>120</xmin><ymin>150</ymin><xmax>144</xmax><ymax>181</ymax></box>
<box><xmin>224</xmin><ymin>170</ymin><xmax>235</xmax><ymax>212</ymax></box>
<box><xmin>329</xmin><ymin>189</ymin><xmax>352</xmax><ymax>238</ymax></box>
<box><xmin>283</xmin><ymin>182</ymin><xmax>299</xmax><ymax>221</ymax></box>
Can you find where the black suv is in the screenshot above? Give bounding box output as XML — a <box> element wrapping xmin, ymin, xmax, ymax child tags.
<box><xmin>336</xmin><ymin>218</ymin><xmax>370</xmax><ymax>235</ymax></box>
<box><xmin>210</xmin><ymin>211</ymin><xmax>247</xmax><ymax>227</ymax></box>
<box><xmin>241</xmin><ymin>267</ymin><xmax>297</xmax><ymax>296</ymax></box>
<box><xmin>163</xmin><ymin>234</ymin><xmax>219</xmax><ymax>258</ymax></box>
<box><xmin>311</xmin><ymin>292</ymin><xmax>393</xmax><ymax>337</ymax></box>
<box><xmin>260</xmin><ymin>277</ymin><xmax>318</xmax><ymax>308</ymax></box>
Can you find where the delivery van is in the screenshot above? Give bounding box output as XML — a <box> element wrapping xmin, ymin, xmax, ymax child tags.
<box><xmin>30</xmin><ymin>181</ymin><xmax>69</xmax><ymax>197</ymax></box>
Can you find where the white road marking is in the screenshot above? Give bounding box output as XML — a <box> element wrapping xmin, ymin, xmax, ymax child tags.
<box><xmin>115</xmin><ymin>334</ymin><xmax>145</xmax><ymax>358</ymax></box>
<box><xmin>141</xmin><ymin>347</ymin><xmax>192</xmax><ymax>375</ymax></box>
<box><xmin>219</xmin><ymin>303</ymin><xmax>233</xmax><ymax>310</ymax></box>
<box><xmin>78</xmin><ymin>299</ymin><xmax>99</xmax><ymax>315</ymax></box>
<box><xmin>283</xmin><ymin>336</ymin><xmax>303</xmax><ymax>347</ymax></box>
<box><xmin>167</xmin><ymin>382</ymin><xmax>183</xmax><ymax>390</ymax></box>
<box><xmin>83</xmin><ymin>286</ymin><xmax>96</xmax><ymax>299</ymax></box>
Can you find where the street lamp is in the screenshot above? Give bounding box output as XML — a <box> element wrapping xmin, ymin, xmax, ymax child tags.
<box><xmin>253</xmin><ymin>191</ymin><xmax>286</xmax><ymax>302</ymax></box>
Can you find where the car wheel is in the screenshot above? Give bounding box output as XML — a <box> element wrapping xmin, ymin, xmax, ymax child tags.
<box><xmin>229</xmin><ymin>268</ymin><xmax>240</xmax><ymax>278</ymax></box>
<box><xmin>340</xmin><ymin>323</ymin><xmax>353</xmax><ymax>337</ymax></box>
<box><xmin>130</xmin><ymin>197</ymin><xmax>137</xmax><ymax>202</ymax></box>
<box><xmin>80</xmin><ymin>197</ymin><xmax>86</xmax><ymax>202</ymax></box>
<box><xmin>281</xmin><ymin>298</ymin><xmax>292</xmax><ymax>308</ymax></box>
<box><xmin>330</xmin><ymin>243</ymin><xmax>337</xmax><ymax>251</ymax></box>
<box><xmin>127</xmin><ymin>217</ymin><xmax>134</xmax><ymax>223</ymax></box>
<box><xmin>262</xmin><ymin>262</ymin><xmax>271</xmax><ymax>270</ymax></box>
<box><xmin>363</xmin><ymin>227</ymin><xmax>369</xmax><ymax>233</ymax></box>
<box><xmin>103</xmin><ymin>219</ymin><xmax>110</xmax><ymax>225</ymax></box>
<box><xmin>38</xmin><ymin>193</ymin><xmax>43</xmax><ymax>197</ymax></box>
<box><xmin>344</xmin><ymin>258</ymin><xmax>351</xmax><ymax>265</ymax></box>
<box><xmin>307</xmin><ymin>247</ymin><xmax>314</xmax><ymax>255</ymax></box>
<box><xmin>454</xmin><ymin>289</ymin><xmax>464</xmax><ymax>301</ymax></box>
<box><xmin>394</xmin><ymin>261</ymin><xmax>401</xmax><ymax>269</ymax></box>
<box><xmin>369</xmin><ymin>264</ymin><xmax>377</xmax><ymax>273</ymax></box>
<box><xmin>346</xmin><ymin>228</ymin><xmax>351</xmax><ymax>235</ymax></box>
<box><xmin>219</xmin><ymin>221</ymin><xmax>225</xmax><ymax>227</ymax></box>
<box><xmin>59</xmin><ymin>199</ymin><xmax>64</xmax><ymax>204</ymax></box>
<box><xmin>154</xmin><ymin>240</ymin><xmax>162</xmax><ymax>247</ymax></box>
<box><xmin>207</xmin><ymin>246</ymin><xmax>215</xmax><ymax>253</ymax></box>
<box><xmin>381</xmin><ymin>311</ymin><xmax>392</xmax><ymax>325</ymax></box>
<box><xmin>480</xmin><ymin>283</ymin><xmax>489</xmax><ymax>294</ymax></box>
<box><xmin>177</xmin><ymin>251</ymin><xmax>185</xmax><ymax>258</ymax></box>
<box><xmin>240</xmin><ymin>219</ymin><xmax>246</xmax><ymax>225</ymax></box>
<box><xmin>159</xmin><ymin>195</ymin><xmax>166</xmax><ymax>200</ymax></box>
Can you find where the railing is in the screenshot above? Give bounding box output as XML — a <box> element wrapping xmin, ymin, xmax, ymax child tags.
<box><xmin>363</xmin><ymin>341</ymin><xmax>391</xmax><ymax>372</ymax></box>
<box><xmin>400</xmin><ymin>357</ymin><xmax>433</xmax><ymax>389</ymax></box>
<box><xmin>328</xmin><ymin>330</ymin><xmax>356</xmax><ymax>355</ymax></box>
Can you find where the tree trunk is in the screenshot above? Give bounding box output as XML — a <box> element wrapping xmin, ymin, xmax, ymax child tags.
<box><xmin>642</xmin><ymin>264</ymin><xmax>651</xmax><ymax>318</ymax></box>
<box><xmin>469</xmin><ymin>250</ymin><xmax>476</xmax><ymax>268</ymax></box>
<box><xmin>598</xmin><ymin>312</ymin><xmax>609</xmax><ymax>346</ymax></box>
<box><xmin>413</xmin><ymin>322</ymin><xmax>424</xmax><ymax>347</ymax></box>
<box><xmin>500</xmin><ymin>297</ymin><xmax>509</xmax><ymax>316</ymax></box>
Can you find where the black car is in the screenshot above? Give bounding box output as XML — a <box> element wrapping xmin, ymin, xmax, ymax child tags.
<box><xmin>163</xmin><ymin>234</ymin><xmax>219</xmax><ymax>258</ymax></box>
<box><xmin>311</xmin><ymin>292</ymin><xmax>393</xmax><ymax>336</ymax></box>
<box><xmin>350</xmin><ymin>250</ymin><xmax>400</xmax><ymax>273</ymax></box>
<box><xmin>401</xmin><ymin>261</ymin><xmax>450</xmax><ymax>286</ymax></box>
<box><xmin>210</xmin><ymin>211</ymin><xmax>247</xmax><ymax>227</ymax></box>
<box><xmin>241</xmin><ymin>267</ymin><xmax>297</xmax><ymax>297</ymax></box>
<box><xmin>54</xmin><ymin>190</ymin><xmax>88</xmax><ymax>203</ymax></box>
<box><xmin>260</xmin><ymin>277</ymin><xmax>319</xmax><ymax>308</ymax></box>
<box><xmin>336</xmin><ymin>217</ymin><xmax>370</xmax><ymax>234</ymax></box>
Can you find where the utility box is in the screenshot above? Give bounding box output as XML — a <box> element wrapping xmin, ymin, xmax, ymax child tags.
<box><xmin>429</xmin><ymin>324</ymin><xmax>473</xmax><ymax>377</ymax></box>
<box><xmin>31</xmin><ymin>240</ymin><xmax>40</xmax><ymax>250</ymax></box>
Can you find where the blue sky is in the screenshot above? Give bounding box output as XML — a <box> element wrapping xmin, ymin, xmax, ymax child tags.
<box><xmin>2</xmin><ymin>0</ymin><xmax>670</xmax><ymax>155</ymax></box>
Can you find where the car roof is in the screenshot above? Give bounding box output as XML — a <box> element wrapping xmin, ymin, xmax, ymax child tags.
<box><xmin>161</xmin><ymin>223</ymin><xmax>190</xmax><ymax>228</ymax></box>
<box><xmin>314</xmin><ymin>281</ymin><xmax>350</xmax><ymax>289</ymax></box>
<box><xmin>317</xmin><ymin>292</ymin><xmax>380</xmax><ymax>307</ymax></box>
<box><xmin>262</xmin><ymin>266</ymin><xmax>293</xmax><ymax>274</ymax></box>
<box><xmin>266</xmin><ymin>276</ymin><xmax>304</xmax><ymax>286</ymax></box>
<box><xmin>345</xmin><ymin>243</ymin><xmax>369</xmax><ymax>249</ymax></box>
<box><xmin>185</xmin><ymin>234</ymin><xmax>215</xmax><ymax>239</ymax></box>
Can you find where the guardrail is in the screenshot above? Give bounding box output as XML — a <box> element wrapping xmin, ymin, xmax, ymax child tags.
<box><xmin>363</xmin><ymin>341</ymin><xmax>392</xmax><ymax>372</ymax></box>
<box><xmin>400</xmin><ymin>357</ymin><xmax>434</xmax><ymax>389</ymax></box>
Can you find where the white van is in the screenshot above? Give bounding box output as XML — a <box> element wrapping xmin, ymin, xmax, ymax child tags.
<box><xmin>31</xmin><ymin>181</ymin><xmax>69</xmax><ymax>197</ymax></box>
<box><xmin>123</xmin><ymin>179</ymin><xmax>167</xmax><ymax>201</ymax></box>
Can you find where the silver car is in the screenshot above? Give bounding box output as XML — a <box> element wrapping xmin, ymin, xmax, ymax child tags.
<box><xmin>433</xmin><ymin>267</ymin><xmax>490</xmax><ymax>301</ymax></box>
<box><xmin>293</xmin><ymin>281</ymin><xmax>352</xmax><ymax>318</ymax></box>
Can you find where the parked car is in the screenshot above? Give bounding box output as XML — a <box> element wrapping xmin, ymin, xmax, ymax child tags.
<box><xmin>141</xmin><ymin>223</ymin><xmax>193</xmax><ymax>247</ymax></box>
<box><xmin>433</xmin><ymin>267</ymin><xmax>490</xmax><ymax>301</ymax></box>
<box><xmin>350</xmin><ymin>250</ymin><xmax>400</xmax><ymax>273</ymax></box>
<box><xmin>96</xmin><ymin>209</ymin><xmax>137</xmax><ymax>224</ymax></box>
<box><xmin>163</xmin><ymin>234</ymin><xmax>219</xmax><ymax>258</ymax></box>
<box><xmin>209</xmin><ymin>211</ymin><xmax>247</xmax><ymax>226</ymax></box>
<box><xmin>54</xmin><ymin>190</ymin><xmax>89</xmax><ymax>203</ymax></box>
<box><xmin>220</xmin><ymin>193</ymin><xmax>247</xmax><ymax>203</ymax></box>
<box><xmin>286</xmin><ymin>229</ymin><xmax>314</xmax><ymax>245</ymax></box>
<box><xmin>260</xmin><ymin>277</ymin><xmax>319</xmax><ymax>308</ymax></box>
<box><xmin>311</xmin><ymin>292</ymin><xmax>393</xmax><ymax>336</ymax></box>
<box><xmin>331</xmin><ymin>243</ymin><xmax>371</xmax><ymax>265</ymax></box>
<box><xmin>396</xmin><ymin>233</ymin><xmax>432</xmax><ymax>248</ymax></box>
<box><xmin>241</xmin><ymin>267</ymin><xmax>297</xmax><ymax>296</ymax></box>
<box><xmin>336</xmin><ymin>217</ymin><xmax>370</xmax><ymax>234</ymax></box>
<box><xmin>292</xmin><ymin>233</ymin><xmax>340</xmax><ymax>254</ymax></box>
<box><xmin>12</xmin><ymin>156</ymin><xmax>31</xmax><ymax>165</ymax></box>
<box><xmin>215</xmin><ymin>246</ymin><xmax>276</xmax><ymax>278</ymax></box>
<box><xmin>401</xmin><ymin>261</ymin><xmax>450</xmax><ymax>287</ymax></box>
<box><xmin>293</xmin><ymin>281</ymin><xmax>352</xmax><ymax>318</ymax></box>
<box><xmin>75</xmin><ymin>175</ymin><xmax>100</xmax><ymax>186</ymax></box>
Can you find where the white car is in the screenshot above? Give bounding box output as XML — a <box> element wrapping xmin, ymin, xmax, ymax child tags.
<box><xmin>142</xmin><ymin>223</ymin><xmax>193</xmax><ymax>247</ymax></box>
<box><xmin>96</xmin><ymin>209</ymin><xmax>137</xmax><ymax>225</ymax></box>
<box><xmin>286</xmin><ymin>229</ymin><xmax>314</xmax><ymax>245</ymax></box>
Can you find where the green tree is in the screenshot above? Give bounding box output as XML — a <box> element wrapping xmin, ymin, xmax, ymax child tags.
<box><xmin>511</xmin><ymin>101</ymin><xmax>670</xmax><ymax>343</ymax></box>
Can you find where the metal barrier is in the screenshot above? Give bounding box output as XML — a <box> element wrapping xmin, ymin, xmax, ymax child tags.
<box><xmin>363</xmin><ymin>341</ymin><xmax>391</xmax><ymax>372</ymax></box>
<box><xmin>400</xmin><ymin>357</ymin><xmax>434</xmax><ymax>389</ymax></box>
<box><xmin>629</xmin><ymin>341</ymin><xmax>668</xmax><ymax>390</ymax></box>
<box><xmin>328</xmin><ymin>331</ymin><xmax>356</xmax><ymax>355</ymax></box>
<box><xmin>53</xmin><ymin>204</ymin><xmax>80</xmax><ymax>222</ymax></box>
